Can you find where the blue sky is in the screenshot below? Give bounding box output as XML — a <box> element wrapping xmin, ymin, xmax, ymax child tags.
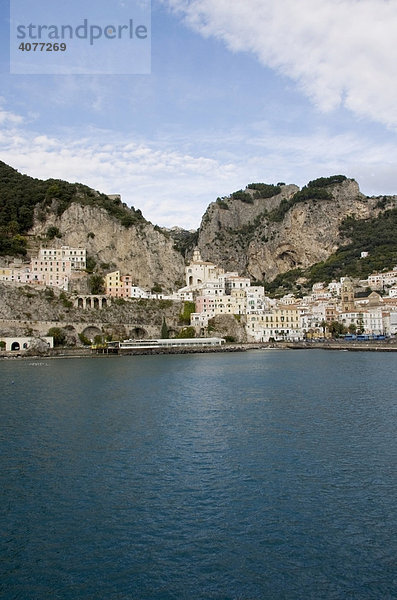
<box><xmin>1</xmin><ymin>0</ymin><xmax>397</xmax><ymax>228</ymax></box>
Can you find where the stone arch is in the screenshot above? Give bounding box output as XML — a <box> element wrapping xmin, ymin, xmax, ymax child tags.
<box><xmin>93</xmin><ymin>297</ymin><xmax>99</xmax><ymax>309</ymax></box>
<box><xmin>188</xmin><ymin>276</ymin><xmax>193</xmax><ymax>286</ymax></box>
<box><xmin>78</xmin><ymin>297</ymin><xmax>84</xmax><ymax>308</ymax></box>
<box><xmin>102</xmin><ymin>297</ymin><xmax>107</xmax><ymax>307</ymax></box>
<box><xmin>129</xmin><ymin>327</ymin><xmax>147</xmax><ymax>339</ymax></box>
<box><xmin>81</xmin><ymin>326</ymin><xmax>102</xmax><ymax>341</ymax></box>
<box><xmin>11</xmin><ymin>341</ymin><xmax>20</xmax><ymax>351</ymax></box>
<box><xmin>167</xmin><ymin>328</ymin><xmax>178</xmax><ymax>338</ymax></box>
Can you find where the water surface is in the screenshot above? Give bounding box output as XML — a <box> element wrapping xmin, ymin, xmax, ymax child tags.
<box><xmin>1</xmin><ymin>350</ymin><xmax>396</xmax><ymax>599</ymax></box>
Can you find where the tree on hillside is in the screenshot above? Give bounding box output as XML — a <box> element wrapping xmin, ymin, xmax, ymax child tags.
<box><xmin>161</xmin><ymin>317</ymin><xmax>169</xmax><ymax>339</ymax></box>
<box><xmin>89</xmin><ymin>274</ymin><xmax>105</xmax><ymax>295</ymax></box>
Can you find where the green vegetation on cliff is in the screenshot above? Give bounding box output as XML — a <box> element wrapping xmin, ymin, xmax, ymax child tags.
<box><xmin>179</xmin><ymin>301</ymin><xmax>196</xmax><ymax>324</ymax></box>
<box><xmin>267</xmin><ymin>176</ymin><xmax>347</xmax><ymax>223</ymax></box>
<box><xmin>231</xmin><ymin>190</ymin><xmax>253</xmax><ymax>204</ymax></box>
<box><xmin>230</xmin><ymin>183</ymin><xmax>281</xmax><ymax>204</ymax></box>
<box><xmin>265</xmin><ymin>207</ymin><xmax>397</xmax><ymax>295</ymax></box>
<box><xmin>0</xmin><ymin>161</ymin><xmax>146</xmax><ymax>256</ymax></box>
<box><xmin>246</xmin><ymin>183</ymin><xmax>282</xmax><ymax>199</ymax></box>
<box><xmin>308</xmin><ymin>208</ymin><xmax>397</xmax><ymax>282</ymax></box>
<box><xmin>307</xmin><ymin>175</ymin><xmax>347</xmax><ymax>188</ymax></box>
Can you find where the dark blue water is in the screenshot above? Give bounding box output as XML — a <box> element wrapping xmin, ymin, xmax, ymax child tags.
<box><xmin>1</xmin><ymin>350</ymin><xmax>396</xmax><ymax>600</ymax></box>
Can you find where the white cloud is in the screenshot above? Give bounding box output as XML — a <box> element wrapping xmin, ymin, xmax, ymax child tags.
<box><xmin>2</xmin><ymin>103</ymin><xmax>397</xmax><ymax>230</ymax></box>
<box><xmin>0</xmin><ymin>118</ymin><xmax>244</xmax><ymax>228</ymax></box>
<box><xmin>0</xmin><ymin>98</ymin><xmax>24</xmax><ymax>125</ymax></box>
<box><xmin>165</xmin><ymin>0</ymin><xmax>397</xmax><ymax>128</ymax></box>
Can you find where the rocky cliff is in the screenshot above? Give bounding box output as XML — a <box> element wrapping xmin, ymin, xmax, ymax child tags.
<box><xmin>1</xmin><ymin>160</ymin><xmax>396</xmax><ymax>290</ymax></box>
<box><xmin>0</xmin><ymin>282</ymin><xmax>183</xmax><ymax>342</ymax></box>
<box><xmin>195</xmin><ymin>178</ymin><xmax>386</xmax><ymax>281</ymax></box>
<box><xmin>29</xmin><ymin>202</ymin><xmax>185</xmax><ymax>292</ymax></box>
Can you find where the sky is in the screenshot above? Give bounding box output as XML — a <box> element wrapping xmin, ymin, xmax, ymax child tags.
<box><xmin>1</xmin><ymin>0</ymin><xmax>397</xmax><ymax>229</ymax></box>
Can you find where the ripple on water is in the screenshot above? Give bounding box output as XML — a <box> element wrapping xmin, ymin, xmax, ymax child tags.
<box><xmin>1</xmin><ymin>351</ymin><xmax>396</xmax><ymax>599</ymax></box>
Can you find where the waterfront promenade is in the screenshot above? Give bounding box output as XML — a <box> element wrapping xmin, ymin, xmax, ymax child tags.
<box><xmin>2</xmin><ymin>338</ymin><xmax>397</xmax><ymax>359</ymax></box>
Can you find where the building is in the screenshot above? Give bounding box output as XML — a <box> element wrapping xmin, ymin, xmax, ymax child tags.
<box><xmin>247</xmin><ymin>305</ymin><xmax>302</xmax><ymax>342</ymax></box>
<box><xmin>105</xmin><ymin>270</ymin><xmax>135</xmax><ymax>298</ymax></box>
<box><xmin>341</xmin><ymin>277</ymin><xmax>355</xmax><ymax>312</ymax></box>
<box><xmin>185</xmin><ymin>248</ymin><xmax>224</xmax><ymax>288</ymax></box>
<box><xmin>368</xmin><ymin>268</ymin><xmax>397</xmax><ymax>289</ymax></box>
<box><xmin>0</xmin><ymin>336</ymin><xmax>54</xmax><ymax>352</ymax></box>
<box><xmin>0</xmin><ymin>266</ymin><xmax>44</xmax><ymax>285</ymax></box>
<box><xmin>246</xmin><ymin>286</ymin><xmax>266</xmax><ymax>314</ymax></box>
<box><xmin>30</xmin><ymin>245</ymin><xmax>86</xmax><ymax>290</ymax></box>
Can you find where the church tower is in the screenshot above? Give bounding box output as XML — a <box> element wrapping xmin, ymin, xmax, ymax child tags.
<box><xmin>341</xmin><ymin>277</ymin><xmax>355</xmax><ymax>312</ymax></box>
<box><xmin>192</xmin><ymin>248</ymin><xmax>202</xmax><ymax>263</ymax></box>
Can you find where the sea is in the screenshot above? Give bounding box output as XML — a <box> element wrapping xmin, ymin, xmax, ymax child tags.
<box><xmin>1</xmin><ymin>350</ymin><xmax>396</xmax><ymax>600</ymax></box>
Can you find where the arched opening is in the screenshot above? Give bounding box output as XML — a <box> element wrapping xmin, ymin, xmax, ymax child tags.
<box><xmin>130</xmin><ymin>327</ymin><xmax>147</xmax><ymax>339</ymax></box>
<box><xmin>94</xmin><ymin>297</ymin><xmax>99</xmax><ymax>309</ymax></box>
<box><xmin>81</xmin><ymin>326</ymin><xmax>102</xmax><ymax>342</ymax></box>
<box><xmin>86</xmin><ymin>298</ymin><xmax>92</xmax><ymax>309</ymax></box>
<box><xmin>11</xmin><ymin>342</ymin><xmax>20</xmax><ymax>351</ymax></box>
<box><xmin>188</xmin><ymin>276</ymin><xmax>193</xmax><ymax>286</ymax></box>
<box><xmin>78</xmin><ymin>298</ymin><xmax>84</xmax><ymax>308</ymax></box>
<box><xmin>102</xmin><ymin>298</ymin><xmax>107</xmax><ymax>307</ymax></box>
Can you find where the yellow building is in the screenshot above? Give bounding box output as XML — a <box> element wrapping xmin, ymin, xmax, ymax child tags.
<box><xmin>247</xmin><ymin>305</ymin><xmax>302</xmax><ymax>342</ymax></box>
<box><xmin>105</xmin><ymin>271</ymin><xmax>135</xmax><ymax>298</ymax></box>
<box><xmin>0</xmin><ymin>268</ymin><xmax>13</xmax><ymax>280</ymax></box>
<box><xmin>105</xmin><ymin>270</ymin><xmax>122</xmax><ymax>297</ymax></box>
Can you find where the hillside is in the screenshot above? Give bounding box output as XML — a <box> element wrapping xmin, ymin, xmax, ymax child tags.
<box><xmin>1</xmin><ymin>161</ymin><xmax>397</xmax><ymax>293</ymax></box>
<box><xmin>0</xmin><ymin>161</ymin><xmax>185</xmax><ymax>291</ymax></box>
<box><xmin>267</xmin><ymin>204</ymin><xmax>397</xmax><ymax>295</ymax></box>
<box><xmin>195</xmin><ymin>176</ymin><xmax>397</xmax><ymax>284</ymax></box>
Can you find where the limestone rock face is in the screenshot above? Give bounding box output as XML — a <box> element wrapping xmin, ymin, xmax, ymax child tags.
<box><xmin>196</xmin><ymin>184</ymin><xmax>299</xmax><ymax>275</ymax></box>
<box><xmin>196</xmin><ymin>179</ymin><xmax>381</xmax><ymax>281</ymax></box>
<box><xmin>30</xmin><ymin>203</ymin><xmax>185</xmax><ymax>291</ymax></box>
<box><xmin>208</xmin><ymin>314</ymin><xmax>247</xmax><ymax>343</ymax></box>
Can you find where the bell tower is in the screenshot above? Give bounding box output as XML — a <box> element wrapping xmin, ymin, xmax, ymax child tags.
<box><xmin>341</xmin><ymin>278</ymin><xmax>355</xmax><ymax>312</ymax></box>
<box><xmin>192</xmin><ymin>248</ymin><xmax>202</xmax><ymax>262</ymax></box>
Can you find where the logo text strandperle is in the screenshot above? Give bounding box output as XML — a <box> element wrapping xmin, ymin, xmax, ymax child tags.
<box><xmin>16</xmin><ymin>19</ymin><xmax>148</xmax><ymax>45</ymax></box>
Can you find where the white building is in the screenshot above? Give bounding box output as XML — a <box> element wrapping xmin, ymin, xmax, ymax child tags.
<box><xmin>0</xmin><ymin>266</ymin><xmax>45</xmax><ymax>285</ymax></box>
<box><xmin>388</xmin><ymin>286</ymin><xmax>397</xmax><ymax>298</ymax></box>
<box><xmin>388</xmin><ymin>312</ymin><xmax>397</xmax><ymax>335</ymax></box>
<box><xmin>368</xmin><ymin>268</ymin><xmax>397</xmax><ymax>289</ymax></box>
<box><xmin>36</xmin><ymin>246</ymin><xmax>86</xmax><ymax>269</ymax></box>
<box><xmin>246</xmin><ymin>286</ymin><xmax>266</xmax><ymax>314</ymax></box>
<box><xmin>185</xmin><ymin>248</ymin><xmax>224</xmax><ymax>288</ymax></box>
<box><xmin>31</xmin><ymin>245</ymin><xmax>86</xmax><ymax>290</ymax></box>
<box><xmin>224</xmin><ymin>274</ymin><xmax>251</xmax><ymax>294</ymax></box>
<box><xmin>129</xmin><ymin>285</ymin><xmax>150</xmax><ymax>299</ymax></box>
<box><xmin>1</xmin><ymin>336</ymin><xmax>54</xmax><ymax>352</ymax></box>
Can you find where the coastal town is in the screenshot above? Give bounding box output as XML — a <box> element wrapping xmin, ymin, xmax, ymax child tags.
<box><xmin>1</xmin><ymin>243</ymin><xmax>397</xmax><ymax>351</ymax></box>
